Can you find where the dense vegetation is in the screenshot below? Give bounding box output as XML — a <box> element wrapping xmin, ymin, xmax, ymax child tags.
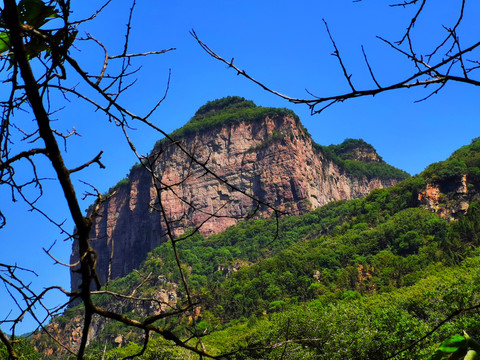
<box><xmin>317</xmin><ymin>139</ymin><xmax>410</xmax><ymax>180</ymax></box>
<box><xmin>423</xmin><ymin>137</ymin><xmax>480</xmax><ymax>185</ymax></box>
<box><xmin>0</xmin><ymin>339</ymin><xmax>40</xmax><ymax>360</ymax></box>
<box><xmin>153</xmin><ymin>96</ymin><xmax>300</xmax><ymax>149</ymax></box>
<box><xmin>326</xmin><ymin>138</ymin><xmax>381</xmax><ymax>161</ymax></box>
<box><xmin>19</xmin><ymin>138</ymin><xmax>479</xmax><ymax>359</ymax></box>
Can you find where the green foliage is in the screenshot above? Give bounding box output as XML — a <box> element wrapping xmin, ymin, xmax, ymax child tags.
<box><xmin>0</xmin><ymin>0</ymin><xmax>77</xmax><ymax>63</ymax></box>
<box><xmin>316</xmin><ymin>139</ymin><xmax>410</xmax><ymax>180</ymax></box>
<box><xmin>449</xmin><ymin>202</ymin><xmax>480</xmax><ymax>247</ymax></box>
<box><xmin>190</xmin><ymin>96</ymin><xmax>256</xmax><ymax>122</ymax></box>
<box><xmin>342</xmin><ymin>158</ymin><xmax>410</xmax><ymax>180</ymax></box>
<box><xmin>424</xmin><ymin>137</ymin><xmax>480</xmax><ymax>185</ymax></box>
<box><xmin>216</xmin><ymin>262</ymin><xmax>480</xmax><ymax>359</ymax></box>
<box><xmin>0</xmin><ymin>338</ymin><xmax>41</xmax><ymax>360</ymax></box>
<box><xmin>17</xmin><ymin>0</ymin><xmax>58</xmax><ymax>28</ymax></box>
<box><xmin>153</xmin><ymin>97</ymin><xmax>299</xmax><ymax>149</ymax></box>
<box><xmin>0</xmin><ymin>32</ymin><xmax>11</xmax><ymax>54</ymax></box>
<box><xmin>327</xmin><ymin>138</ymin><xmax>382</xmax><ymax>161</ymax></box>
<box><xmin>429</xmin><ymin>333</ymin><xmax>480</xmax><ymax>360</ymax></box>
<box><xmin>83</xmin><ymin>336</ymin><xmax>188</xmax><ymax>360</ymax></box>
<box><xmin>207</xmin><ymin>207</ymin><xmax>452</xmax><ymax>318</ymax></box>
<box><xmin>423</xmin><ymin>158</ymin><xmax>468</xmax><ymax>183</ymax></box>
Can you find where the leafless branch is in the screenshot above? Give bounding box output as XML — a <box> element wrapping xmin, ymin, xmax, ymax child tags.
<box><xmin>1</xmin><ymin>1</ymin><xmax>284</xmax><ymax>358</ymax></box>
<box><xmin>68</xmin><ymin>150</ymin><xmax>105</xmax><ymax>174</ymax></box>
<box><xmin>323</xmin><ymin>19</ymin><xmax>356</xmax><ymax>92</ymax></box>
<box><xmin>193</xmin><ymin>30</ymin><xmax>480</xmax><ymax>114</ymax></box>
<box><xmin>0</xmin><ymin>148</ymin><xmax>48</xmax><ymax>171</ymax></box>
<box><xmin>108</xmin><ymin>49</ymin><xmax>175</xmax><ymax>60</ymax></box>
<box><xmin>361</xmin><ymin>45</ymin><xmax>382</xmax><ymax>89</ymax></box>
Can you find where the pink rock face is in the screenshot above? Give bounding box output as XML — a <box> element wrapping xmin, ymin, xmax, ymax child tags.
<box><xmin>71</xmin><ymin>114</ymin><xmax>401</xmax><ymax>291</ymax></box>
<box><xmin>418</xmin><ymin>174</ymin><xmax>473</xmax><ymax>219</ymax></box>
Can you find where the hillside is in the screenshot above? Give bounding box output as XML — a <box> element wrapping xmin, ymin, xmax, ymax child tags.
<box><xmin>26</xmin><ymin>137</ymin><xmax>480</xmax><ymax>359</ymax></box>
<box><xmin>70</xmin><ymin>96</ymin><xmax>408</xmax><ymax>293</ymax></box>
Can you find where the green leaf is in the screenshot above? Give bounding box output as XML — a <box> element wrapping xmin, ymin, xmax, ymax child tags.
<box><xmin>465</xmin><ymin>350</ymin><xmax>479</xmax><ymax>360</ymax></box>
<box><xmin>24</xmin><ymin>35</ymin><xmax>49</xmax><ymax>59</ymax></box>
<box><xmin>427</xmin><ymin>350</ymin><xmax>445</xmax><ymax>360</ymax></box>
<box><xmin>18</xmin><ymin>0</ymin><xmax>58</xmax><ymax>28</ymax></box>
<box><xmin>0</xmin><ymin>32</ymin><xmax>11</xmax><ymax>53</ymax></box>
<box><xmin>438</xmin><ymin>335</ymin><xmax>468</xmax><ymax>353</ymax></box>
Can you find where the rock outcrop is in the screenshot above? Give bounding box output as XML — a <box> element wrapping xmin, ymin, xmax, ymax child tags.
<box><xmin>418</xmin><ymin>174</ymin><xmax>472</xmax><ymax>219</ymax></box>
<box><xmin>416</xmin><ymin>137</ymin><xmax>480</xmax><ymax>220</ymax></box>
<box><xmin>35</xmin><ymin>277</ymin><xmax>179</xmax><ymax>357</ymax></box>
<box><xmin>71</xmin><ymin>97</ymin><xmax>407</xmax><ymax>292</ymax></box>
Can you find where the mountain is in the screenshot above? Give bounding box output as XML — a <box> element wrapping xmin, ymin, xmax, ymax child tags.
<box><xmin>31</xmin><ymin>136</ymin><xmax>480</xmax><ymax>359</ymax></box>
<box><xmin>70</xmin><ymin>97</ymin><xmax>408</xmax><ymax>292</ymax></box>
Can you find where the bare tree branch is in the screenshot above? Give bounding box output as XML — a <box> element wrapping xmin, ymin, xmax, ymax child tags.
<box><xmin>193</xmin><ymin>29</ymin><xmax>480</xmax><ymax>114</ymax></box>
<box><xmin>0</xmin><ymin>1</ymin><xmax>285</xmax><ymax>358</ymax></box>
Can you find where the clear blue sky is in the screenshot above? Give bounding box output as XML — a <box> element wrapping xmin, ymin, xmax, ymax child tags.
<box><xmin>1</xmin><ymin>0</ymin><xmax>480</xmax><ymax>334</ymax></box>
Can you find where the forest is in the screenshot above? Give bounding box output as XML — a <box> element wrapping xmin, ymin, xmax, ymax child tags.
<box><xmin>17</xmin><ymin>137</ymin><xmax>480</xmax><ymax>359</ymax></box>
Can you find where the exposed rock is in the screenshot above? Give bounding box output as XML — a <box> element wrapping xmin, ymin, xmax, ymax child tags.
<box><xmin>35</xmin><ymin>280</ymin><xmax>179</xmax><ymax>358</ymax></box>
<box><xmin>418</xmin><ymin>174</ymin><xmax>473</xmax><ymax>219</ymax></box>
<box><xmin>114</xmin><ymin>335</ymin><xmax>123</xmax><ymax>347</ymax></box>
<box><xmin>350</xmin><ymin>146</ymin><xmax>382</xmax><ymax>163</ymax></box>
<box><xmin>71</xmin><ymin>101</ymin><xmax>406</xmax><ymax>292</ymax></box>
<box><xmin>217</xmin><ymin>259</ymin><xmax>251</xmax><ymax>278</ymax></box>
<box><xmin>356</xmin><ymin>264</ymin><xmax>375</xmax><ymax>291</ymax></box>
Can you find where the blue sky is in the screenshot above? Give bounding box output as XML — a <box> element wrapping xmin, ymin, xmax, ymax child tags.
<box><xmin>1</xmin><ymin>0</ymin><xmax>480</xmax><ymax>334</ymax></box>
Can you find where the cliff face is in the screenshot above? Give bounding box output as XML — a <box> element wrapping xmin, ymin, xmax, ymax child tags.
<box><xmin>416</xmin><ymin>137</ymin><xmax>480</xmax><ymax>219</ymax></box>
<box><xmin>418</xmin><ymin>174</ymin><xmax>476</xmax><ymax>219</ymax></box>
<box><xmin>71</xmin><ymin>99</ymin><xmax>406</xmax><ymax>291</ymax></box>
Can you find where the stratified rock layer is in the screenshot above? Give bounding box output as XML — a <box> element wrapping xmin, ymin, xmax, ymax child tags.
<box><xmin>71</xmin><ymin>112</ymin><xmax>403</xmax><ymax>291</ymax></box>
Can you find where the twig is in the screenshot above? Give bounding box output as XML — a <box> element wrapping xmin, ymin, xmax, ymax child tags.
<box><xmin>323</xmin><ymin>19</ymin><xmax>356</xmax><ymax>92</ymax></box>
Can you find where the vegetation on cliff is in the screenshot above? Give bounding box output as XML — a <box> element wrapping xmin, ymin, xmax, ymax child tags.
<box><xmin>153</xmin><ymin>96</ymin><xmax>299</xmax><ymax>149</ymax></box>
<box><xmin>316</xmin><ymin>139</ymin><xmax>410</xmax><ymax>180</ymax></box>
<box><xmin>423</xmin><ymin>137</ymin><xmax>480</xmax><ymax>185</ymax></box>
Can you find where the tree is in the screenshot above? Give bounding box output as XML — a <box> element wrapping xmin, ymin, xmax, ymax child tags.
<box><xmin>0</xmin><ymin>1</ymin><xmax>280</xmax><ymax>359</ymax></box>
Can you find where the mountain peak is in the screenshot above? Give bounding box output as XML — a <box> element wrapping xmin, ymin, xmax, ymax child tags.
<box><xmin>327</xmin><ymin>138</ymin><xmax>382</xmax><ymax>163</ymax></box>
<box><xmin>156</xmin><ymin>97</ymin><xmax>299</xmax><ymax>146</ymax></box>
<box><xmin>73</xmin><ymin>98</ymin><xmax>407</xmax><ymax>293</ymax></box>
<box><xmin>191</xmin><ymin>96</ymin><xmax>256</xmax><ymax>122</ymax></box>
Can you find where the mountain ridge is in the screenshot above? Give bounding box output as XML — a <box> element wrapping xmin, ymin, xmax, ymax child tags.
<box><xmin>32</xmin><ymin>136</ymin><xmax>480</xmax><ymax>359</ymax></box>
<box><xmin>70</xmin><ymin>97</ymin><xmax>407</xmax><ymax>294</ymax></box>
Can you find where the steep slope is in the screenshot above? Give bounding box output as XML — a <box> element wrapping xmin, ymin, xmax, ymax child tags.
<box><xmin>71</xmin><ymin>97</ymin><xmax>408</xmax><ymax>291</ymax></box>
<box><xmin>418</xmin><ymin>137</ymin><xmax>480</xmax><ymax>219</ymax></box>
<box><xmin>32</xmin><ymin>138</ymin><xmax>480</xmax><ymax>359</ymax></box>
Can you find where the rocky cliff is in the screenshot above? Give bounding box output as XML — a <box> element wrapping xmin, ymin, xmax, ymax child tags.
<box><xmin>70</xmin><ymin>97</ymin><xmax>408</xmax><ymax>291</ymax></box>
